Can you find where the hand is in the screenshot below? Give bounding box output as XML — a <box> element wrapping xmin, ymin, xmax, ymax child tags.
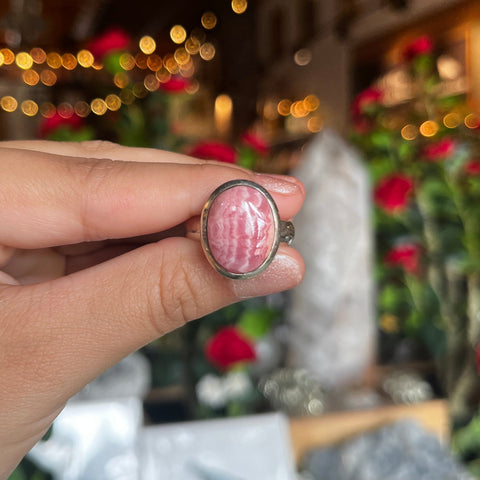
<box><xmin>0</xmin><ymin>140</ymin><xmax>305</xmax><ymax>478</ymax></box>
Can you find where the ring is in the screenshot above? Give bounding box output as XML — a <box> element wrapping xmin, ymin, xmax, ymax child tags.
<box><xmin>201</xmin><ymin>179</ymin><xmax>295</xmax><ymax>279</ymax></box>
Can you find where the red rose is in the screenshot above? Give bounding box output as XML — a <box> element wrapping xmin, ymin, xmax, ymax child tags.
<box><xmin>240</xmin><ymin>130</ymin><xmax>269</xmax><ymax>156</ymax></box>
<box><xmin>206</xmin><ymin>327</ymin><xmax>256</xmax><ymax>370</ymax></box>
<box><xmin>465</xmin><ymin>160</ymin><xmax>480</xmax><ymax>175</ymax></box>
<box><xmin>402</xmin><ymin>35</ymin><xmax>434</xmax><ymax>61</ymax></box>
<box><xmin>159</xmin><ymin>76</ymin><xmax>191</xmax><ymax>93</ymax></box>
<box><xmin>189</xmin><ymin>141</ymin><xmax>237</xmax><ymax>163</ymax></box>
<box><xmin>385</xmin><ymin>243</ymin><xmax>421</xmax><ymax>275</ymax></box>
<box><xmin>352</xmin><ymin>87</ymin><xmax>383</xmax><ymax>117</ymax></box>
<box><xmin>422</xmin><ymin>138</ymin><xmax>456</xmax><ymax>161</ymax></box>
<box><xmin>87</xmin><ymin>27</ymin><xmax>130</xmax><ymax>60</ymax></box>
<box><xmin>374</xmin><ymin>174</ymin><xmax>414</xmax><ymax>214</ymax></box>
<box><xmin>39</xmin><ymin>112</ymin><xmax>84</xmax><ymax>138</ymax></box>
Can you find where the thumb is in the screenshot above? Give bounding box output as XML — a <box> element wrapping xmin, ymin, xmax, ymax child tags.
<box><xmin>1</xmin><ymin>237</ymin><xmax>303</xmax><ymax>406</ymax></box>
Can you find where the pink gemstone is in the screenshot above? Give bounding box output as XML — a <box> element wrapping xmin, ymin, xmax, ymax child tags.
<box><xmin>207</xmin><ymin>185</ymin><xmax>276</xmax><ymax>274</ymax></box>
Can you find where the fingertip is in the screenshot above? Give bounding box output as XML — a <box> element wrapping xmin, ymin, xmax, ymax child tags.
<box><xmin>231</xmin><ymin>245</ymin><xmax>304</xmax><ymax>299</ymax></box>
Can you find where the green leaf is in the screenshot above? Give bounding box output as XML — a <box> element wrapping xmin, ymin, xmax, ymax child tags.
<box><xmin>370</xmin><ymin>131</ymin><xmax>392</xmax><ymax>150</ymax></box>
<box><xmin>237</xmin><ymin>307</ymin><xmax>277</xmax><ymax>339</ymax></box>
<box><xmin>237</xmin><ymin>147</ymin><xmax>257</xmax><ymax>170</ymax></box>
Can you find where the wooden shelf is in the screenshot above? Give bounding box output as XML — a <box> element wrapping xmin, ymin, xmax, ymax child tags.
<box><xmin>289</xmin><ymin>399</ymin><xmax>449</xmax><ymax>463</ymax></box>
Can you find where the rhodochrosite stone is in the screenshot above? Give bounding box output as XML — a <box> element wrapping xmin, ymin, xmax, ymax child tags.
<box><xmin>207</xmin><ymin>185</ymin><xmax>275</xmax><ymax>274</ymax></box>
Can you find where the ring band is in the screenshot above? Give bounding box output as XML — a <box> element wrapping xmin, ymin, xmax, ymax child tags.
<box><xmin>201</xmin><ymin>179</ymin><xmax>295</xmax><ymax>279</ymax></box>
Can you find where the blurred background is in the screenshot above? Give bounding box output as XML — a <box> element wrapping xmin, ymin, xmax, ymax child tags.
<box><xmin>5</xmin><ymin>0</ymin><xmax>480</xmax><ymax>479</ymax></box>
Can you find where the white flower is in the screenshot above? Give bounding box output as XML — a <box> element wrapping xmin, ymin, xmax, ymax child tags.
<box><xmin>196</xmin><ymin>374</ymin><xmax>227</xmax><ymax>409</ymax></box>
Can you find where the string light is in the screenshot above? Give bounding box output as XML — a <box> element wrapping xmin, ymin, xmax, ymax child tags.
<box><xmin>1</xmin><ymin>49</ymin><xmax>14</xmax><ymax>64</ymax></box>
<box><xmin>170</xmin><ymin>25</ymin><xmax>187</xmax><ymax>44</ymax></box>
<box><xmin>144</xmin><ymin>74</ymin><xmax>160</xmax><ymax>92</ymax></box>
<box><xmin>147</xmin><ymin>54</ymin><xmax>162</xmax><ymax>71</ymax></box>
<box><xmin>307</xmin><ymin>116</ymin><xmax>323</xmax><ymax>133</ymax></box>
<box><xmin>231</xmin><ymin>0</ymin><xmax>248</xmax><ymax>14</ymax></box>
<box><xmin>465</xmin><ymin>113</ymin><xmax>480</xmax><ymax>129</ymax></box>
<box><xmin>139</xmin><ymin>36</ymin><xmax>156</xmax><ymax>55</ymax></box>
<box><xmin>77</xmin><ymin>50</ymin><xmax>94</xmax><ymax>68</ymax></box>
<box><xmin>21</xmin><ymin>100</ymin><xmax>38</xmax><ymax>116</ymax></box>
<box><xmin>105</xmin><ymin>94</ymin><xmax>122</xmax><ymax>111</ymax></box>
<box><xmin>74</xmin><ymin>101</ymin><xmax>90</xmax><ymax>117</ymax></box>
<box><xmin>62</xmin><ymin>53</ymin><xmax>77</xmax><ymax>70</ymax></box>
<box><xmin>185</xmin><ymin>37</ymin><xmax>201</xmax><ymax>55</ymax></box>
<box><xmin>419</xmin><ymin>120</ymin><xmax>439</xmax><ymax>137</ymax></box>
<box><xmin>57</xmin><ymin>103</ymin><xmax>74</xmax><ymax>118</ymax></box>
<box><xmin>22</xmin><ymin>69</ymin><xmax>40</xmax><ymax>86</ymax></box>
<box><xmin>90</xmin><ymin>98</ymin><xmax>107</xmax><ymax>115</ymax></box>
<box><xmin>201</xmin><ymin>12</ymin><xmax>217</xmax><ymax>29</ymax></box>
<box><xmin>46</xmin><ymin>52</ymin><xmax>62</xmax><ymax>69</ymax></box>
<box><xmin>401</xmin><ymin>124</ymin><xmax>418</xmax><ymax>141</ymax></box>
<box><xmin>1</xmin><ymin>96</ymin><xmax>17</xmax><ymax>112</ymax></box>
<box><xmin>15</xmin><ymin>52</ymin><xmax>33</xmax><ymax>69</ymax></box>
<box><xmin>443</xmin><ymin>112</ymin><xmax>461</xmax><ymax>129</ymax></box>
<box><xmin>277</xmin><ymin>99</ymin><xmax>291</xmax><ymax>116</ymax></box>
<box><xmin>199</xmin><ymin>43</ymin><xmax>215</xmax><ymax>61</ymax></box>
<box><xmin>40</xmin><ymin>102</ymin><xmax>56</xmax><ymax>118</ymax></box>
<box><xmin>30</xmin><ymin>47</ymin><xmax>46</xmax><ymax>64</ymax></box>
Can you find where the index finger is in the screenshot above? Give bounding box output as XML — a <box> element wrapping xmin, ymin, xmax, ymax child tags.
<box><xmin>0</xmin><ymin>147</ymin><xmax>304</xmax><ymax>248</ymax></box>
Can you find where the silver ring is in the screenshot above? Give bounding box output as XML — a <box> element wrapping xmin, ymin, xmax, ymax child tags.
<box><xmin>201</xmin><ymin>179</ymin><xmax>295</xmax><ymax>279</ymax></box>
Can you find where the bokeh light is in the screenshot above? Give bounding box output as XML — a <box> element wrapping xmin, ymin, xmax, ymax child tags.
<box><xmin>74</xmin><ymin>101</ymin><xmax>91</xmax><ymax>117</ymax></box>
<box><xmin>119</xmin><ymin>88</ymin><xmax>135</xmax><ymax>105</ymax></box>
<box><xmin>174</xmin><ymin>47</ymin><xmax>190</xmax><ymax>66</ymax></box>
<box><xmin>307</xmin><ymin>116</ymin><xmax>323</xmax><ymax>133</ymax></box>
<box><xmin>90</xmin><ymin>98</ymin><xmax>107</xmax><ymax>115</ymax></box>
<box><xmin>199</xmin><ymin>43</ymin><xmax>215</xmax><ymax>61</ymax></box>
<box><xmin>62</xmin><ymin>53</ymin><xmax>77</xmax><ymax>70</ymax></box>
<box><xmin>144</xmin><ymin>74</ymin><xmax>160</xmax><ymax>92</ymax></box>
<box><xmin>30</xmin><ymin>47</ymin><xmax>46</xmax><ymax>64</ymax></box>
<box><xmin>443</xmin><ymin>112</ymin><xmax>461</xmax><ymax>129</ymax></box>
<box><xmin>156</xmin><ymin>68</ymin><xmax>171</xmax><ymax>83</ymax></box>
<box><xmin>294</xmin><ymin>49</ymin><xmax>312</xmax><ymax>66</ymax></box>
<box><xmin>147</xmin><ymin>54</ymin><xmax>163</xmax><ymax>71</ymax></box>
<box><xmin>401</xmin><ymin>124</ymin><xmax>418</xmax><ymax>141</ymax></box>
<box><xmin>77</xmin><ymin>50</ymin><xmax>94</xmax><ymax>68</ymax></box>
<box><xmin>277</xmin><ymin>99</ymin><xmax>291</xmax><ymax>116</ymax></box>
<box><xmin>57</xmin><ymin>103</ymin><xmax>74</xmax><ymax>118</ymax></box>
<box><xmin>465</xmin><ymin>113</ymin><xmax>480</xmax><ymax>129</ymax></box>
<box><xmin>185</xmin><ymin>79</ymin><xmax>199</xmax><ymax>94</ymax></box>
<box><xmin>40</xmin><ymin>102</ymin><xmax>56</xmax><ymax>118</ymax></box>
<box><xmin>163</xmin><ymin>54</ymin><xmax>179</xmax><ymax>74</ymax></box>
<box><xmin>40</xmin><ymin>69</ymin><xmax>57</xmax><ymax>86</ymax></box>
<box><xmin>291</xmin><ymin>101</ymin><xmax>308</xmax><ymax>118</ymax></box>
<box><xmin>201</xmin><ymin>12</ymin><xmax>217</xmax><ymax>29</ymax></box>
<box><xmin>15</xmin><ymin>52</ymin><xmax>33</xmax><ymax>70</ymax></box>
<box><xmin>114</xmin><ymin>72</ymin><xmax>130</xmax><ymax>88</ymax></box>
<box><xmin>119</xmin><ymin>53</ymin><xmax>135</xmax><ymax>71</ymax></box>
<box><xmin>105</xmin><ymin>94</ymin><xmax>122</xmax><ymax>111</ymax></box>
<box><xmin>46</xmin><ymin>52</ymin><xmax>62</xmax><ymax>69</ymax></box>
<box><xmin>139</xmin><ymin>36</ymin><xmax>156</xmax><ymax>55</ymax></box>
<box><xmin>22</xmin><ymin>69</ymin><xmax>40</xmax><ymax>86</ymax></box>
<box><xmin>1</xmin><ymin>48</ymin><xmax>15</xmax><ymax>65</ymax></box>
<box><xmin>170</xmin><ymin>25</ymin><xmax>187</xmax><ymax>44</ymax></box>
<box><xmin>21</xmin><ymin>100</ymin><xmax>38</xmax><ymax>116</ymax></box>
<box><xmin>419</xmin><ymin>120</ymin><xmax>439</xmax><ymax>137</ymax></box>
<box><xmin>1</xmin><ymin>96</ymin><xmax>17</xmax><ymax>112</ymax></box>
<box><xmin>185</xmin><ymin>37</ymin><xmax>201</xmax><ymax>55</ymax></box>
<box><xmin>232</xmin><ymin>0</ymin><xmax>248</xmax><ymax>14</ymax></box>
<box><xmin>304</xmin><ymin>94</ymin><xmax>319</xmax><ymax>112</ymax></box>
<box><xmin>133</xmin><ymin>82</ymin><xmax>148</xmax><ymax>98</ymax></box>
<box><xmin>135</xmin><ymin>52</ymin><xmax>148</xmax><ymax>69</ymax></box>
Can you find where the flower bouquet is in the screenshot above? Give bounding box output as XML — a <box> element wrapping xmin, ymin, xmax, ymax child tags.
<box><xmin>351</xmin><ymin>35</ymin><xmax>480</xmax><ymax>469</ymax></box>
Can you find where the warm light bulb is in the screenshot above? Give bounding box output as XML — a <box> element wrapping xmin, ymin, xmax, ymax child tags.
<box><xmin>231</xmin><ymin>0</ymin><xmax>248</xmax><ymax>14</ymax></box>
<box><xmin>139</xmin><ymin>36</ymin><xmax>156</xmax><ymax>55</ymax></box>
<box><xmin>170</xmin><ymin>25</ymin><xmax>187</xmax><ymax>44</ymax></box>
<box><xmin>201</xmin><ymin>12</ymin><xmax>217</xmax><ymax>29</ymax></box>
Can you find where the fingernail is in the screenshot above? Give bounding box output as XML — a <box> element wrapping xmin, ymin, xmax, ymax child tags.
<box><xmin>232</xmin><ymin>251</ymin><xmax>304</xmax><ymax>299</ymax></box>
<box><xmin>254</xmin><ymin>173</ymin><xmax>303</xmax><ymax>195</ymax></box>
